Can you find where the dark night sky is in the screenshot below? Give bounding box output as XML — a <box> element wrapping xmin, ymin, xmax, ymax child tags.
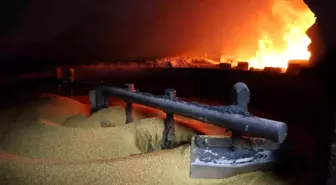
<box><xmin>0</xmin><ymin>0</ymin><xmax>310</xmax><ymax>65</ymax></box>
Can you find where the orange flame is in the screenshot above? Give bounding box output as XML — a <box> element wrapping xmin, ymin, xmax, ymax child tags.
<box><xmin>222</xmin><ymin>0</ymin><xmax>315</xmax><ymax>70</ymax></box>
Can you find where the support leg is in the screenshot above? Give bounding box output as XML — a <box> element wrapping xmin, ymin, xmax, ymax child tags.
<box><xmin>162</xmin><ymin>89</ymin><xmax>176</xmax><ymax>149</ymax></box>
<box><xmin>125</xmin><ymin>84</ymin><xmax>135</xmax><ymax>124</ymax></box>
<box><xmin>89</xmin><ymin>89</ymin><xmax>108</xmax><ymax>114</ymax></box>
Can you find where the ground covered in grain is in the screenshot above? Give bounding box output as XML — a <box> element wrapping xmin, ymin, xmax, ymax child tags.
<box><xmin>0</xmin><ymin>94</ymin><xmax>291</xmax><ymax>185</ymax></box>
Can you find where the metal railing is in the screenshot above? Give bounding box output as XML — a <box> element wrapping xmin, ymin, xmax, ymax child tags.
<box><xmin>89</xmin><ymin>82</ymin><xmax>287</xmax><ymax>149</ymax></box>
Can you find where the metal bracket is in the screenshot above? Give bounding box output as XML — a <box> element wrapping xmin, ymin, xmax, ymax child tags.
<box><xmin>125</xmin><ymin>84</ymin><xmax>135</xmax><ymax>124</ymax></box>
<box><xmin>162</xmin><ymin>89</ymin><xmax>177</xmax><ymax>149</ymax></box>
<box><xmin>190</xmin><ymin>82</ymin><xmax>283</xmax><ymax>179</ymax></box>
<box><xmin>89</xmin><ymin>89</ymin><xmax>108</xmax><ymax>114</ymax></box>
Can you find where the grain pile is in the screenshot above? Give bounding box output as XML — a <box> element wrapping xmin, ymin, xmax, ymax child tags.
<box><xmin>0</xmin><ymin>94</ymin><xmax>291</xmax><ymax>185</ymax></box>
<box><xmin>62</xmin><ymin>106</ymin><xmax>146</xmax><ymax>128</ymax></box>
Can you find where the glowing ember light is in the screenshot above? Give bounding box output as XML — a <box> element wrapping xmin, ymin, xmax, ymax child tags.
<box><xmin>221</xmin><ymin>0</ymin><xmax>316</xmax><ymax>71</ymax></box>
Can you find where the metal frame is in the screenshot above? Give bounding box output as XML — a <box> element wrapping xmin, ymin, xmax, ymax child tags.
<box><xmin>89</xmin><ymin>82</ymin><xmax>287</xmax><ymax>149</ymax></box>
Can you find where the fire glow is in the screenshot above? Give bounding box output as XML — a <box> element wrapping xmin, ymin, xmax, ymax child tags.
<box><xmin>221</xmin><ymin>0</ymin><xmax>316</xmax><ymax>70</ymax></box>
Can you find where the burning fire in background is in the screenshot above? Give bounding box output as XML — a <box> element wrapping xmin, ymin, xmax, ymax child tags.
<box><xmin>220</xmin><ymin>0</ymin><xmax>315</xmax><ymax>70</ymax></box>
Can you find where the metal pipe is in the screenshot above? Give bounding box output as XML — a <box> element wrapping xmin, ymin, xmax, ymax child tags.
<box><xmin>95</xmin><ymin>86</ymin><xmax>287</xmax><ymax>143</ymax></box>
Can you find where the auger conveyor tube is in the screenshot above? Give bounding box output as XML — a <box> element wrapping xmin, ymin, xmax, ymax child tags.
<box><xmin>95</xmin><ymin>86</ymin><xmax>287</xmax><ymax>143</ymax></box>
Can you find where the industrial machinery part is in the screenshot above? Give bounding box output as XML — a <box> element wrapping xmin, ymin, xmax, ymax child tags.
<box><xmin>89</xmin><ymin>82</ymin><xmax>287</xmax><ymax>178</ymax></box>
<box><xmin>90</xmin><ymin>84</ymin><xmax>287</xmax><ymax>142</ymax></box>
<box><xmin>190</xmin><ymin>135</ymin><xmax>281</xmax><ymax>178</ymax></box>
<box><xmin>190</xmin><ymin>82</ymin><xmax>285</xmax><ymax>179</ymax></box>
<box><xmin>125</xmin><ymin>84</ymin><xmax>135</xmax><ymax>124</ymax></box>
